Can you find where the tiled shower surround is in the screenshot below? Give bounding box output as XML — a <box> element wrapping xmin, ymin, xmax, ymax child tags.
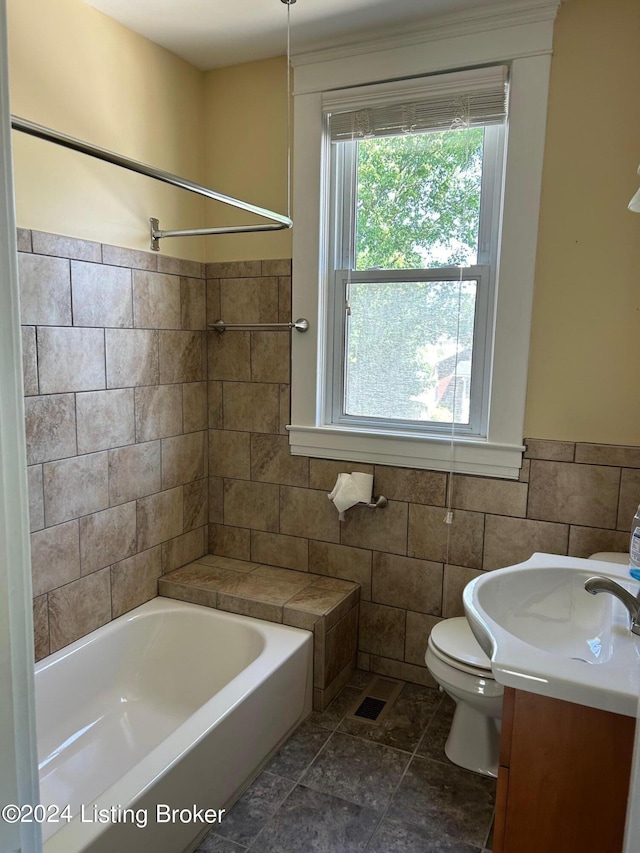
<box><xmin>20</xmin><ymin>234</ymin><xmax>640</xmax><ymax>686</ymax></box>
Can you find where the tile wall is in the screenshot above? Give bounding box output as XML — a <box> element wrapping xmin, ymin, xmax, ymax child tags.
<box><xmin>206</xmin><ymin>259</ymin><xmax>640</xmax><ymax>687</ymax></box>
<box><xmin>19</xmin><ymin>229</ymin><xmax>208</xmax><ymax>660</ymax></box>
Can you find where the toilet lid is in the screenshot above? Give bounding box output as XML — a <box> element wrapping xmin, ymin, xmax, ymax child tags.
<box><xmin>430</xmin><ymin>617</ymin><xmax>492</xmax><ymax>671</ymax></box>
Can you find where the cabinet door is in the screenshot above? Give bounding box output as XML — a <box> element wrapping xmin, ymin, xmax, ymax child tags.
<box><xmin>502</xmin><ymin>691</ymin><xmax>634</xmax><ymax>853</ymax></box>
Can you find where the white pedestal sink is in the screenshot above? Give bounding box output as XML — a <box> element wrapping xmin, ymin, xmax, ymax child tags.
<box><xmin>463</xmin><ymin>552</ymin><xmax>640</xmax><ymax>717</ymax></box>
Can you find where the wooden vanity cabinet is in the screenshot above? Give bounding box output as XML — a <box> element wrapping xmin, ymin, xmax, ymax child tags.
<box><xmin>494</xmin><ymin>687</ymin><xmax>635</xmax><ymax>853</ymax></box>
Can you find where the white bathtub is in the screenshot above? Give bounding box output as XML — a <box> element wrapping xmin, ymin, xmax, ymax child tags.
<box><xmin>36</xmin><ymin>598</ymin><xmax>313</xmax><ymax>853</ymax></box>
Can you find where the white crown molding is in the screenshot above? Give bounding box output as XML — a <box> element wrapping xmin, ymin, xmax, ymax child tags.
<box><xmin>292</xmin><ymin>0</ymin><xmax>560</xmax><ymax>68</ymax></box>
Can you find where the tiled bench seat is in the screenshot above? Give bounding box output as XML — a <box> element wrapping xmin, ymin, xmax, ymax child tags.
<box><xmin>159</xmin><ymin>554</ymin><xmax>360</xmax><ymax>711</ymax></box>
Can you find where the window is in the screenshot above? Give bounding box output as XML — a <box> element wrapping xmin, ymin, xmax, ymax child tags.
<box><xmin>289</xmin><ymin>5</ymin><xmax>557</xmax><ymax>478</ymax></box>
<box><xmin>325</xmin><ymin>68</ymin><xmax>506</xmax><ymax>440</ymax></box>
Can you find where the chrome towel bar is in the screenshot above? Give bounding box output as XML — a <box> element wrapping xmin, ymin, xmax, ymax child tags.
<box><xmin>209</xmin><ymin>319</ymin><xmax>309</xmax><ymax>333</ymax></box>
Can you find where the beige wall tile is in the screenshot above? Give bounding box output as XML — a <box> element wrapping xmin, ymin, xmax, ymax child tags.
<box><xmin>373</xmin><ymin>466</ymin><xmax>447</xmax><ymax>506</ymax></box>
<box><xmin>184</xmin><ymin>478</ymin><xmax>208</xmax><ymax>532</ymax></box>
<box><xmin>209</xmin><ymin>430</ymin><xmax>251</xmax><ymax>479</ymax></box>
<box><xmin>33</xmin><ymin>595</ymin><xmax>49</xmax><ymax>661</ymax></box>
<box><xmin>137</xmin><ymin>487</ymin><xmax>183</xmax><ymax>551</ymax></box>
<box><xmin>217</xmin><ymin>572</ymin><xmax>304</xmax><ymax>607</ymax></box>
<box><xmin>21</xmin><ymin>326</ymin><xmax>38</xmax><ymax>396</ymax></box>
<box><xmin>251</xmin><ymin>531</ymin><xmax>309</xmax><ymax>571</ymax></box>
<box><xmin>370</xmin><ymin>656</ymin><xmax>437</xmax><ymax>689</ymax></box>
<box><xmin>157</xmin><ymin>256</ymin><xmax>203</xmax><ymax>278</ymax></box>
<box><xmin>32</xmin><ymin>231</ymin><xmax>100</xmax><ymax>262</ymax></box>
<box><xmin>408</xmin><ymin>504</ymin><xmax>484</xmax><ymax>569</ymax></box>
<box><xmin>528</xmin><ymin>460</ymin><xmax>620</xmax><ymax>528</ymax></box>
<box><xmin>79</xmin><ymin>501</ymin><xmax>137</xmax><ymax>575</ymax></box>
<box><xmin>220</xmin><ymin>276</ymin><xmax>279</xmax><ymax>323</ymax></box>
<box><xmin>442</xmin><ymin>564</ymin><xmax>483</xmax><ymax>618</ymax></box>
<box><xmin>308</xmin><ymin>540</ymin><xmax>372</xmax><ymax>599</ymax></box>
<box><xmin>18</xmin><ymin>254</ymin><xmax>71</xmax><ymax>325</ymax></box>
<box><xmin>575</xmin><ymin>444</ymin><xmax>640</xmax><ymax>468</ymax></box>
<box><xmin>372</xmin><ymin>553</ymin><xmax>442</xmax><ymax>615</ymax></box>
<box><xmin>216</xmin><ymin>594</ymin><xmax>282</xmax><ymax>623</ymax></box>
<box><xmin>49</xmin><ymin>568</ymin><xmax>111</xmax><ymax>652</ymax></box>
<box><xmin>251</xmin><ymin>434</ymin><xmax>309</xmax><ymax>486</ymax></box>
<box><xmin>209</xmin><ymin>523</ymin><xmax>251</xmax><ymax>560</ymax></box>
<box><xmin>452</xmin><ymin>475</ymin><xmax>528</xmax><ymax>517</ymax></box>
<box><xmin>27</xmin><ymin>465</ymin><xmax>44</xmax><ymax>532</ymax></box>
<box><xmin>262</xmin><ymin>259</ymin><xmax>291</xmax><ymax>277</ymax></box>
<box><xmin>25</xmin><ymin>394</ymin><xmax>76</xmax><ymax>464</ymax></box>
<box><xmin>71</xmin><ymin>261</ymin><xmax>132</xmax><ymax>327</ymax></box>
<box><xmin>519</xmin><ymin>459</ymin><xmax>531</xmax><ymax>483</ymax></box>
<box><xmin>207</xmin><ymin>260</ymin><xmax>262</xmax><ymax>278</ymax></box>
<box><xmin>280</xmin><ymin>486</ymin><xmax>341</xmax><ymax>543</ymax></box>
<box><xmin>17</xmin><ymin>228</ymin><xmax>31</xmax><ymax>252</ymax></box>
<box><xmin>279</xmin><ymin>383</ymin><xmax>290</xmax><ymax>435</ymax></box>
<box><xmin>43</xmin><ymin>452</ymin><xmax>109</xmax><ymax>526</ymax></box>
<box><xmin>111</xmin><ymin>546</ymin><xmax>162</xmax><ymax>618</ymax></box>
<box><xmin>359</xmin><ymin>601</ymin><xmax>405</xmax><ymax>661</ymax></box>
<box><xmin>251</xmin><ymin>332</ymin><xmax>290</xmax><ymax>383</ymax></box>
<box><xmin>309</xmin><ymin>459</ymin><xmax>374</xmax><ymax>492</ymax></box>
<box><xmin>206</xmin><ymin>382</ymin><xmax>222</xmax><ymax>432</ymax></box>
<box><xmin>181</xmin><ymin>277</ymin><xmax>206</xmax><ymax>330</ymax></box>
<box><xmin>206</xmin><ymin>279</ymin><xmax>221</xmax><ymax>326</ymax></box>
<box><xmin>38</xmin><ymin>327</ymin><xmax>105</xmax><ymax>393</ymax></box>
<box><xmin>31</xmin><ymin>519</ymin><xmax>80</xmax><ymax>597</ymax></box>
<box><xmin>161</xmin><ymin>431</ymin><xmax>205</xmax><ymax>489</ymax></box>
<box><xmin>159</xmin><ymin>330</ymin><xmax>205</xmax><ymax>383</ymax></box>
<box><xmin>619</xmin><ymin>469</ymin><xmax>640</xmax><ymax>531</ymax></box>
<box><xmin>106</xmin><ymin>329</ymin><xmax>159</xmax><ymax>388</ymax></box>
<box><xmin>525</xmin><ymin>439</ymin><xmax>575</xmax><ymax>461</ymax></box>
<box><xmin>223</xmin><ymin>382</ymin><xmax>280</xmax><ymax>433</ymax></box>
<box><xmin>567</xmin><ymin>526</ymin><xmax>629</xmax><ymax>559</ymax></box>
<box><xmin>135</xmin><ymin>384</ymin><xmax>182</xmax><ymax>442</ymax></box>
<box><xmin>209</xmin><ymin>476</ymin><xmax>223</xmax><ymax>523</ymax></box>
<box><xmin>183</xmin><ymin>382</ymin><xmax>208</xmax><ymax>433</ymax></box>
<box><xmin>324</xmin><ymin>605</ymin><xmax>359</xmax><ymax>686</ymax></box>
<box><xmin>161</xmin><ymin>528</ymin><xmax>206</xmax><ymax>573</ymax></box>
<box><xmin>102</xmin><ymin>244</ymin><xmax>157</xmax><ymax>271</ymax></box>
<box><xmin>108</xmin><ymin>441</ymin><xmax>161</xmax><ymax>505</ymax></box>
<box><xmin>224</xmin><ymin>479</ymin><xmax>279</xmax><ymax>532</ymax></box>
<box><xmin>341</xmin><ymin>500</ymin><xmax>408</xmax><ymax>555</ymax></box>
<box><xmin>483</xmin><ymin>515</ymin><xmax>569</xmax><ymax>571</ymax></box>
<box><xmin>278</xmin><ymin>276</ymin><xmax>292</xmax><ymax>322</ymax></box>
<box><xmin>76</xmin><ymin>389</ymin><xmax>135</xmax><ymax>454</ymax></box>
<box><xmin>208</xmin><ymin>330</ymin><xmax>251</xmax><ymax>381</ymax></box>
<box><xmin>404</xmin><ymin>610</ymin><xmax>441</xmax><ymax>667</ymax></box>
<box><xmin>133</xmin><ymin>270</ymin><xmax>181</xmax><ymax>329</ymax></box>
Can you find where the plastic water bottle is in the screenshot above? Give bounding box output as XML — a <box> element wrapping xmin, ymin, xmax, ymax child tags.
<box><xmin>630</xmin><ymin>504</ymin><xmax>640</xmax><ymax>581</ymax></box>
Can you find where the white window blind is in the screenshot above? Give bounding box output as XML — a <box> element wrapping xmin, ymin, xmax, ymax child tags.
<box><xmin>328</xmin><ymin>65</ymin><xmax>509</xmax><ymax>141</ymax></box>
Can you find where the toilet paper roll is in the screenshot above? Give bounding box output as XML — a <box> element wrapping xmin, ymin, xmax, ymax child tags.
<box><xmin>327</xmin><ymin>472</ymin><xmax>374</xmax><ymax>521</ymax></box>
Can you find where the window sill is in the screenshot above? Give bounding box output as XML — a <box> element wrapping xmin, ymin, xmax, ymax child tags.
<box><xmin>287</xmin><ymin>424</ymin><xmax>524</xmax><ymax>479</ymax></box>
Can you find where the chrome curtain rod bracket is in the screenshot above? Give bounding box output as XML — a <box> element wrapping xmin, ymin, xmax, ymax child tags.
<box><xmin>11</xmin><ymin>116</ymin><xmax>292</xmax><ymax>251</ymax></box>
<box><xmin>210</xmin><ymin>318</ymin><xmax>309</xmax><ymax>333</ymax></box>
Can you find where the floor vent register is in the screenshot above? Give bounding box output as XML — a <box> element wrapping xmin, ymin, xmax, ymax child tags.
<box><xmin>347</xmin><ymin>676</ymin><xmax>403</xmax><ymax>724</ymax></box>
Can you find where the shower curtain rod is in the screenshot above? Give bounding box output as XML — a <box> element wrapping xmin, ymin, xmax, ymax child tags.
<box><xmin>10</xmin><ymin>115</ymin><xmax>292</xmax><ymax>251</ymax></box>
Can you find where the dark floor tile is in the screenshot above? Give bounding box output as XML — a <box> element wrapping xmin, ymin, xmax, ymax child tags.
<box><xmin>387</xmin><ymin>756</ymin><xmax>495</xmax><ymax>849</ymax></box>
<box><xmin>250</xmin><ymin>784</ymin><xmax>379</xmax><ymax>853</ymax></box>
<box><xmin>266</xmin><ymin>721</ymin><xmax>331</xmax><ymax>780</ymax></box>
<box><xmin>366</xmin><ymin>817</ymin><xmax>483</xmax><ymax>852</ymax></box>
<box><xmin>194</xmin><ymin>833</ymin><xmax>248</xmax><ymax>852</ymax></box>
<box><xmin>338</xmin><ymin>682</ymin><xmax>443</xmax><ymax>752</ymax></box>
<box><xmin>308</xmin><ymin>686</ymin><xmax>361</xmax><ymax>731</ymax></box>
<box><xmin>300</xmin><ymin>731</ymin><xmax>410</xmax><ymax>811</ymax></box>
<box><xmin>347</xmin><ymin>668</ymin><xmax>373</xmax><ymax>689</ymax></box>
<box><xmin>214</xmin><ymin>771</ymin><xmax>294</xmax><ymax>847</ymax></box>
<box><xmin>415</xmin><ymin>693</ymin><xmax>455</xmax><ymax>765</ymax></box>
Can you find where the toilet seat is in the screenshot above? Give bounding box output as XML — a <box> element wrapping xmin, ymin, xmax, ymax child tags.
<box><xmin>429</xmin><ymin>617</ymin><xmax>494</xmax><ymax>677</ymax></box>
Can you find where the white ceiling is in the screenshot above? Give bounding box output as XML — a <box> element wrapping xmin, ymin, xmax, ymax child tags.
<box><xmin>83</xmin><ymin>0</ymin><xmax>490</xmax><ymax>71</ymax></box>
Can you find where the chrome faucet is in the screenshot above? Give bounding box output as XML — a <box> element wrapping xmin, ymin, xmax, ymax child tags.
<box><xmin>584</xmin><ymin>576</ymin><xmax>640</xmax><ymax>636</ymax></box>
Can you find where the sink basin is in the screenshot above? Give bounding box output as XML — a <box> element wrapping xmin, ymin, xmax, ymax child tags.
<box><xmin>463</xmin><ymin>552</ymin><xmax>640</xmax><ymax>716</ymax></box>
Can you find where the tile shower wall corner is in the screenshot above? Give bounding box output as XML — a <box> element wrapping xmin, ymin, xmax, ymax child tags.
<box><xmin>206</xmin><ymin>257</ymin><xmax>640</xmax><ymax>687</ymax></box>
<box><xmin>19</xmin><ymin>230</ymin><xmax>208</xmax><ymax>660</ymax></box>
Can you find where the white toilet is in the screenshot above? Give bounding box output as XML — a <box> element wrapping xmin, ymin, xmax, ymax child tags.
<box><xmin>425</xmin><ymin>616</ymin><xmax>503</xmax><ymax>778</ymax></box>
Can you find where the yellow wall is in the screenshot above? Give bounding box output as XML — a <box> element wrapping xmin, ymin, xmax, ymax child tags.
<box><xmin>8</xmin><ymin>0</ymin><xmax>206</xmax><ymax>260</ymax></box>
<box><xmin>524</xmin><ymin>0</ymin><xmax>640</xmax><ymax>444</ymax></box>
<box><xmin>203</xmin><ymin>57</ymin><xmax>292</xmax><ymax>262</ymax></box>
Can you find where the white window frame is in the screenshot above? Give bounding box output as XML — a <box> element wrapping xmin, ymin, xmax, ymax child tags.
<box><xmin>289</xmin><ymin>1</ymin><xmax>560</xmax><ymax>479</ymax></box>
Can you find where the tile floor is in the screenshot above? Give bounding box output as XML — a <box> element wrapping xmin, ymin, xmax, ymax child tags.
<box><xmin>195</xmin><ymin>672</ymin><xmax>495</xmax><ymax>853</ymax></box>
